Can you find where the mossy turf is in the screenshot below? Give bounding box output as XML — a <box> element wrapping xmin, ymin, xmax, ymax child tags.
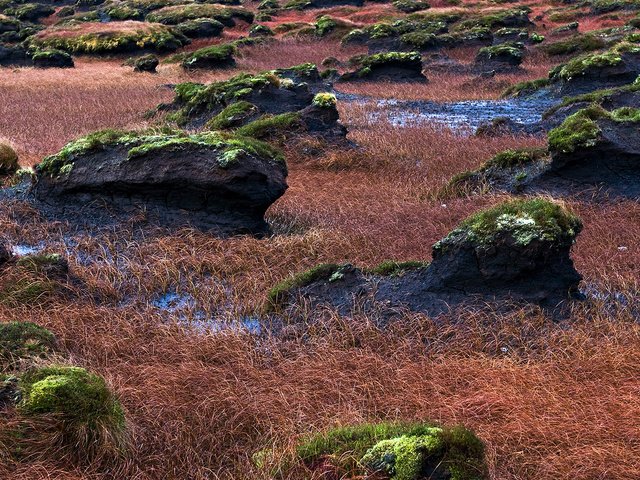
<box><xmin>293</xmin><ymin>422</ymin><xmax>487</xmax><ymax>480</ymax></box>
<box><xmin>205</xmin><ymin>101</ymin><xmax>258</xmax><ymax>130</ymax></box>
<box><xmin>435</xmin><ymin>198</ymin><xmax>582</xmax><ymax>249</ymax></box>
<box><xmin>181</xmin><ymin>42</ymin><xmax>235</xmax><ymax>69</ymax></box>
<box><xmin>483</xmin><ymin>147</ymin><xmax>549</xmax><ymax>169</ymax></box>
<box><xmin>366</xmin><ymin>260</ymin><xmax>429</xmax><ymax>276</ymax></box>
<box><xmin>145</xmin><ymin>4</ymin><xmax>253</xmax><ymax>25</ymax></box>
<box><xmin>0</xmin><ymin>322</ymin><xmax>56</xmax><ymax>371</ymax></box>
<box><xmin>234</xmin><ymin>112</ymin><xmax>301</xmax><ymax>139</ymax></box>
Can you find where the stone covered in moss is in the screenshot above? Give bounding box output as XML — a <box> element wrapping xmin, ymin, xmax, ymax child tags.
<box><xmin>475</xmin><ymin>41</ymin><xmax>524</xmax><ymax>69</ymax></box>
<box><xmin>292</xmin><ymin>422</ymin><xmax>487</xmax><ymax>480</ymax></box>
<box><xmin>0</xmin><ymin>322</ymin><xmax>57</xmax><ymax>371</ymax></box>
<box><xmin>175</xmin><ymin>18</ymin><xmax>224</xmax><ymax>38</ymax></box>
<box><xmin>435</xmin><ymin>198</ymin><xmax>582</xmax><ymax>251</ymax></box>
<box><xmin>268</xmin><ymin>198</ymin><xmax>584</xmax><ymax>316</ymax></box>
<box><xmin>18</xmin><ymin>365</ymin><xmax>127</xmax><ymax>461</ymax></box>
<box><xmin>182</xmin><ymin>42</ymin><xmax>235</xmax><ymax>69</ymax></box>
<box><xmin>341</xmin><ymin>51</ymin><xmax>426</xmax><ymax>82</ymax></box>
<box><xmin>34</xmin><ymin>129</ymin><xmax>288</xmax><ymax>234</ymax></box>
<box><xmin>31</xmin><ymin>48</ymin><xmax>74</xmax><ymax>68</ymax></box>
<box><xmin>0</xmin><ymin>143</ymin><xmax>18</xmax><ymax>175</ymax></box>
<box><xmin>133</xmin><ymin>53</ymin><xmax>158</xmax><ymax>71</ymax></box>
<box><xmin>29</xmin><ymin>21</ymin><xmax>189</xmax><ymax>54</ymax></box>
<box><xmin>164</xmin><ymin>63</ymin><xmax>328</xmax><ymax>130</ymax></box>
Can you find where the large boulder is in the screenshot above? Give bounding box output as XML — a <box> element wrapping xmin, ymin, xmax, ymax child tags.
<box><xmin>267</xmin><ymin>198</ymin><xmax>583</xmax><ymax>317</ymax></box>
<box><xmin>32</xmin><ymin>130</ymin><xmax>288</xmax><ymax>235</ymax></box>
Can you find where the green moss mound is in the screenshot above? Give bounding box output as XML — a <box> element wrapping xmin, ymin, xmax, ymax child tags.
<box><xmin>435</xmin><ymin>198</ymin><xmax>582</xmax><ymax>249</ymax></box>
<box><xmin>0</xmin><ymin>143</ymin><xmax>18</xmax><ymax>174</ymax></box>
<box><xmin>0</xmin><ymin>322</ymin><xmax>57</xmax><ymax>371</ymax></box>
<box><xmin>205</xmin><ymin>101</ymin><xmax>258</xmax><ymax>130</ymax></box>
<box><xmin>146</xmin><ymin>4</ymin><xmax>252</xmax><ymax>25</ymax></box>
<box><xmin>541</xmin><ymin>34</ymin><xmax>606</xmax><ymax>56</ymax></box>
<box><xmin>18</xmin><ymin>366</ymin><xmax>127</xmax><ymax>461</ymax></box>
<box><xmin>235</xmin><ymin>112</ymin><xmax>301</xmax><ymax>139</ymax></box>
<box><xmin>294</xmin><ymin>422</ymin><xmax>487</xmax><ymax>480</ymax></box>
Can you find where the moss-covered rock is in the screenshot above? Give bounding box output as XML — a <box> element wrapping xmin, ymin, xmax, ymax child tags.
<box><xmin>291</xmin><ymin>422</ymin><xmax>487</xmax><ymax>480</ymax></box>
<box><xmin>341</xmin><ymin>51</ymin><xmax>426</xmax><ymax>82</ymax></box>
<box><xmin>30</xmin><ymin>21</ymin><xmax>189</xmax><ymax>54</ymax></box>
<box><xmin>181</xmin><ymin>42</ymin><xmax>235</xmax><ymax>69</ymax></box>
<box><xmin>31</xmin><ymin>48</ymin><xmax>74</xmax><ymax>68</ymax></box>
<box><xmin>0</xmin><ymin>143</ymin><xmax>18</xmax><ymax>175</ymax></box>
<box><xmin>205</xmin><ymin>101</ymin><xmax>259</xmax><ymax>130</ymax></box>
<box><xmin>18</xmin><ymin>366</ymin><xmax>127</xmax><ymax>461</ymax></box>
<box><xmin>34</xmin><ymin>128</ymin><xmax>288</xmax><ymax>234</ymax></box>
<box><xmin>133</xmin><ymin>53</ymin><xmax>158</xmax><ymax>71</ymax></box>
<box><xmin>175</xmin><ymin>18</ymin><xmax>224</xmax><ymax>38</ymax></box>
<box><xmin>475</xmin><ymin>41</ymin><xmax>524</xmax><ymax>68</ymax></box>
<box><xmin>0</xmin><ymin>322</ymin><xmax>57</xmax><ymax>372</ymax></box>
<box><xmin>393</xmin><ymin>0</ymin><xmax>430</xmax><ymax>13</ymax></box>
<box><xmin>541</xmin><ymin>34</ymin><xmax>606</xmax><ymax>56</ymax></box>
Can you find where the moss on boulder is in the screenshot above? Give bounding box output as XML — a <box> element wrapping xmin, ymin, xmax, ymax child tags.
<box><xmin>181</xmin><ymin>42</ymin><xmax>235</xmax><ymax>69</ymax></box>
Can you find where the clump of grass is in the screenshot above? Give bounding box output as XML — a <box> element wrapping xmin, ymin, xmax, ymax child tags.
<box><xmin>367</xmin><ymin>260</ymin><xmax>429</xmax><ymax>276</ymax></box>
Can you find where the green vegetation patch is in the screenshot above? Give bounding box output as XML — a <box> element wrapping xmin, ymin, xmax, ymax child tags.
<box><xmin>266</xmin><ymin>263</ymin><xmax>347</xmax><ymax>311</ymax></box>
<box><xmin>294</xmin><ymin>422</ymin><xmax>487</xmax><ymax>480</ymax></box>
<box><xmin>367</xmin><ymin>260</ymin><xmax>429</xmax><ymax>276</ymax></box>
<box><xmin>452</xmin><ymin>7</ymin><xmax>531</xmax><ymax>32</ymax></box>
<box><xmin>501</xmin><ymin>77</ymin><xmax>550</xmax><ymax>97</ymax></box>
<box><xmin>477</xmin><ymin>42</ymin><xmax>524</xmax><ymax>61</ymax></box>
<box><xmin>541</xmin><ymin>34</ymin><xmax>606</xmax><ymax>56</ymax></box>
<box><xmin>312</xmin><ymin>92</ymin><xmax>336</xmax><ymax>108</ymax></box>
<box><xmin>205</xmin><ymin>101</ymin><xmax>258</xmax><ymax>130</ymax></box>
<box><xmin>434</xmin><ymin>198</ymin><xmax>582</xmax><ymax>249</ymax></box>
<box><xmin>0</xmin><ymin>322</ymin><xmax>56</xmax><ymax>372</ymax></box>
<box><xmin>483</xmin><ymin>147</ymin><xmax>549</xmax><ymax>169</ymax></box>
<box><xmin>548</xmin><ymin>104</ymin><xmax>640</xmax><ymax>153</ymax></box>
<box><xmin>18</xmin><ymin>366</ymin><xmax>127</xmax><ymax>459</ymax></box>
<box><xmin>393</xmin><ymin>0</ymin><xmax>430</xmax><ymax>13</ymax></box>
<box><xmin>234</xmin><ymin>112</ymin><xmax>301</xmax><ymax>139</ymax></box>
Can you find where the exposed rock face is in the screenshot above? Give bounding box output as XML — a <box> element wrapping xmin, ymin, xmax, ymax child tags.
<box><xmin>32</xmin><ymin>130</ymin><xmax>288</xmax><ymax>235</ymax></box>
<box><xmin>268</xmin><ymin>199</ymin><xmax>583</xmax><ymax>318</ymax></box>
<box><xmin>453</xmin><ymin>105</ymin><xmax>640</xmax><ymax>198</ymax></box>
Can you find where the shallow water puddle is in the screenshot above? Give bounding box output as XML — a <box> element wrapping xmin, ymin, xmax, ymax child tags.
<box><xmin>150</xmin><ymin>290</ymin><xmax>262</xmax><ymax>334</ymax></box>
<box><xmin>337</xmin><ymin>92</ymin><xmax>557</xmax><ymax>134</ymax></box>
<box><xmin>11</xmin><ymin>244</ymin><xmax>44</xmax><ymax>256</ymax></box>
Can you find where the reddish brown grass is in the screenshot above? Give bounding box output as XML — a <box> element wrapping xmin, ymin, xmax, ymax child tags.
<box><xmin>1</xmin><ymin>8</ymin><xmax>639</xmax><ymax>478</ymax></box>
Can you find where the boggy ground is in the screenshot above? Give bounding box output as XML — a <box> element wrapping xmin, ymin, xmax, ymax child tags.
<box><xmin>1</xmin><ymin>2</ymin><xmax>640</xmax><ymax>480</ymax></box>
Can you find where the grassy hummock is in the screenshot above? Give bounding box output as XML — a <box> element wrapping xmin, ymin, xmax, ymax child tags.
<box><xmin>435</xmin><ymin>198</ymin><xmax>582</xmax><ymax>249</ymax></box>
<box><xmin>483</xmin><ymin>147</ymin><xmax>549</xmax><ymax>169</ymax></box>
<box><xmin>181</xmin><ymin>43</ymin><xmax>236</xmax><ymax>69</ymax></box>
<box><xmin>367</xmin><ymin>260</ymin><xmax>429</xmax><ymax>276</ymax></box>
<box><xmin>292</xmin><ymin>422</ymin><xmax>487</xmax><ymax>480</ymax></box>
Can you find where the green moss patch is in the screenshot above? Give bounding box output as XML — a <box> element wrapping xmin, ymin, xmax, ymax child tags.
<box><xmin>146</xmin><ymin>4</ymin><xmax>252</xmax><ymax>25</ymax></box>
<box><xmin>483</xmin><ymin>147</ymin><xmax>549</xmax><ymax>169</ymax></box>
<box><xmin>435</xmin><ymin>198</ymin><xmax>582</xmax><ymax>249</ymax></box>
<box><xmin>205</xmin><ymin>101</ymin><xmax>258</xmax><ymax>130</ymax></box>
<box><xmin>266</xmin><ymin>263</ymin><xmax>346</xmax><ymax>311</ymax></box>
<box><xmin>541</xmin><ymin>34</ymin><xmax>606</xmax><ymax>56</ymax></box>
<box><xmin>235</xmin><ymin>112</ymin><xmax>301</xmax><ymax>139</ymax></box>
<box><xmin>367</xmin><ymin>260</ymin><xmax>429</xmax><ymax>276</ymax></box>
<box><xmin>293</xmin><ymin>422</ymin><xmax>487</xmax><ymax>480</ymax></box>
<box><xmin>181</xmin><ymin>42</ymin><xmax>235</xmax><ymax>69</ymax></box>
